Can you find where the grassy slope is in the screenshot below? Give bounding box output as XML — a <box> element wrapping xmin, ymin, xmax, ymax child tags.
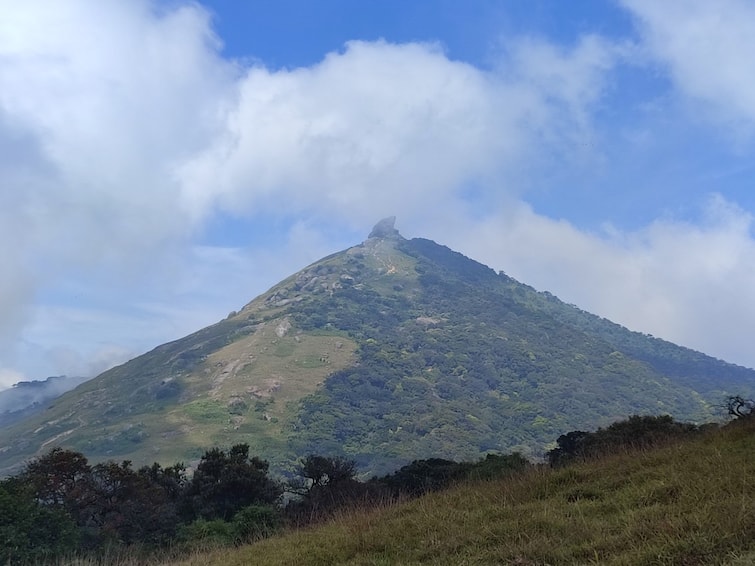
<box><xmin>171</xmin><ymin>419</ymin><xmax>755</xmax><ymax>566</ymax></box>
<box><xmin>0</xmin><ymin>323</ymin><xmax>356</xmax><ymax>475</ymax></box>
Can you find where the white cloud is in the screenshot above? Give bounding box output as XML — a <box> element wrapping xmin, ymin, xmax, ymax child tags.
<box><xmin>622</xmin><ymin>0</ymin><xmax>755</xmax><ymax>133</ymax></box>
<box><xmin>0</xmin><ymin>368</ymin><xmax>25</xmax><ymax>390</ymax></box>
<box><xmin>0</xmin><ymin>0</ymin><xmax>237</xmax><ymax>379</ymax></box>
<box><xmin>177</xmin><ymin>36</ymin><xmax>619</xmax><ymax>225</ymax></box>
<box><xmin>0</xmin><ymin>0</ymin><xmax>237</xmax><ymax>275</ymax></box>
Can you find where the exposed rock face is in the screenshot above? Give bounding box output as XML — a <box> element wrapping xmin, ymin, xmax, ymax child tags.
<box><xmin>368</xmin><ymin>216</ymin><xmax>401</xmax><ymax>239</ymax></box>
<box><xmin>275</xmin><ymin>319</ymin><xmax>292</xmax><ymax>338</ymax></box>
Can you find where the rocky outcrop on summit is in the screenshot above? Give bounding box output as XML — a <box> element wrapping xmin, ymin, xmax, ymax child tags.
<box><xmin>368</xmin><ymin>216</ymin><xmax>401</xmax><ymax>239</ymax></box>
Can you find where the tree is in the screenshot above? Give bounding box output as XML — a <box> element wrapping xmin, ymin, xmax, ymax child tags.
<box><xmin>300</xmin><ymin>455</ymin><xmax>357</xmax><ymax>488</ymax></box>
<box><xmin>184</xmin><ymin>444</ymin><xmax>282</xmax><ymax>521</ymax></box>
<box><xmin>84</xmin><ymin>460</ymin><xmax>179</xmax><ymax>546</ymax></box>
<box><xmin>20</xmin><ymin>449</ymin><xmax>182</xmax><ymax>549</ymax></box>
<box><xmin>286</xmin><ymin>455</ymin><xmax>373</xmax><ymax>524</ymax></box>
<box><xmin>725</xmin><ymin>395</ymin><xmax>755</xmax><ymax>419</ymax></box>
<box><xmin>547</xmin><ymin>431</ymin><xmax>590</xmax><ymax>467</ymax></box>
<box><xmin>138</xmin><ymin>461</ymin><xmax>187</xmax><ymax>502</ymax></box>
<box><xmin>0</xmin><ymin>477</ymin><xmax>79</xmax><ymax>564</ymax></box>
<box><xmin>22</xmin><ymin>447</ymin><xmax>91</xmax><ymax>509</ymax></box>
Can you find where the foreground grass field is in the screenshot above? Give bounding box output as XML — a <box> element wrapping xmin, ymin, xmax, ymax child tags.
<box><xmin>163</xmin><ymin>418</ymin><xmax>755</xmax><ymax>566</ymax></box>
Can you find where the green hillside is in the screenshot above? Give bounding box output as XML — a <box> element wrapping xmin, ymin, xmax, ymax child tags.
<box><xmin>289</xmin><ymin>233</ymin><xmax>753</xmax><ymax>473</ymax></box>
<box><xmin>168</xmin><ymin>418</ymin><xmax>755</xmax><ymax>566</ymax></box>
<box><xmin>1</xmin><ymin>218</ymin><xmax>754</xmax><ymax>477</ymax></box>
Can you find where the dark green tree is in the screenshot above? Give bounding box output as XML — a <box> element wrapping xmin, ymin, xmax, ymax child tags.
<box><xmin>138</xmin><ymin>461</ymin><xmax>187</xmax><ymax>501</ymax></box>
<box><xmin>377</xmin><ymin>458</ymin><xmax>463</xmax><ymax>497</ymax></box>
<box><xmin>547</xmin><ymin>415</ymin><xmax>700</xmax><ymax>466</ymax></box>
<box><xmin>547</xmin><ymin>431</ymin><xmax>590</xmax><ymax>467</ymax></box>
<box><xmin>184</xmin><ymin>444</ymin><xmax>282</xmax><ymax>521</ymax></box>
<box><xmin>300</xmin><ymin>454</ymin><xmax>357</xmax><ymax>488</ymax></box>
<box><xmin>0</xmin><ymin>477</ymin><xmax>79</xmax><ymax>564</ymax></box>
<box><xmin>286</xmin><ymin>455</ymin><xmax>375</xmax><ymax>524</ymax></box>
<box><xmin>84</xmin><ymin>460</ymin><xmax>179</xmax><ymax>546</ymax></box>
<box><xmin>22</xmin><ymin>447</ymin><xmax>92</xmax><ymax>510</ymax></box>
<box><xmin>20</xmin><ymin>448</ymin><xmax>182</xmax><ymax>549</ymax></box>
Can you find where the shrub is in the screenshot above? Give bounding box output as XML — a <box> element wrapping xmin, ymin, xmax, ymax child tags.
<box><xmin>232</xmin><ymin>505</ymin><xmax>282</xmax><ymax>542</ymax></box>
<box><xmin>177</xmin><ymin>518</ymin><xmax>236</xmax><ymax>549</ymax></box>
<box><xmin>548</xmin><ymin>415</ymin><xmax>701</xmax><ymax>466</ymax></box>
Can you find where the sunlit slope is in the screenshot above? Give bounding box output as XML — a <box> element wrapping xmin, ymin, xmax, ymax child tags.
<box><xmin>172</xmin><ymin>419</ymin><xmax>755</xmax><ymax>566</ymax></box>
<box><xmin>0</xmin><ymin>255</ymin><xmax>366</xmax><ymax>475</ymax></box>
<box><xmin>1</xmin><ymin>219</ymin><xmax>754</xmax><ymax>476</ymax></box>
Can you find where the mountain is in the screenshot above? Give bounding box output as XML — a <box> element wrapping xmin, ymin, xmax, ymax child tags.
<box><xmin>1</xmin><ymin>218</ymin><xmax>753</xmax><ymax>476</ymax></box>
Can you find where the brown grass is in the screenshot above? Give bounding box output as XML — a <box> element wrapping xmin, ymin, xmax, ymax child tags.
<box><xmin>161</xmin><ymin>419</ymin><xmax>755</xmax><ymax>565</ymax></box>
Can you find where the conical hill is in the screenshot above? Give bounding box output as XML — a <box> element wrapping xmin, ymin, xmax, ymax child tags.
<box><xmin>1</xmin><ymin>219</ymin><xmax>753</xmax><ymax>476</ymax></box>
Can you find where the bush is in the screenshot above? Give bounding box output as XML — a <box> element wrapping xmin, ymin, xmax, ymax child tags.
<box><xmin>548</xmin><ymin>415</ymin><xmax>701</xmax><ymax>467</ymax></box>
<box><xmin>232</xmin><ymin>505</ymin><xmax>282</xmax><ymax>542</ymax></box>
<box><xmin>177</xmin><ymin>518</ymin><xmax>236</xmax><ymax>549</ymax></box>
<box><xmin>178</xmin><ymin>505</ymin><xmax>281</xmax><ymax>549</ymax></box>
<box><xmin>377</xmin><ymin>458</ymin><xmax>464</xmax><ymax>497</ymax></box>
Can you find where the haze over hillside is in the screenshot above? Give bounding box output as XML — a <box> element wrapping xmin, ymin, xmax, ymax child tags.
<box><xmin>0</xmin><ymin>375</ymin><xmax>89</xmax><ymax>427</ymax></box>
<box><xmin>1</xmin><ymin>219</ymin><xmax>753</xmax><ymax>477</ymax></box>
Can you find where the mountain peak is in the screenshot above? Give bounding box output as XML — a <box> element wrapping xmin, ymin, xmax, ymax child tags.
<box><xmin>368</xmin><ymin>216</ymin><xmax>401</xmax><ymax>239</ymax></box>
<box><xmin>3</xmin><ymin>224</ymin><xmax>755</xmax><ymax>478</ymax></box>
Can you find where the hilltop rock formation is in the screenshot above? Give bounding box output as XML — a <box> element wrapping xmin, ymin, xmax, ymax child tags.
<box><xmin>368</xmin><ymin>216</ymin><xmax>401</xmax><ymax>239</ymax></box>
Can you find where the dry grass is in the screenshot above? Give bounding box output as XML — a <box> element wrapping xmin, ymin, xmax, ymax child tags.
<box><xmin>78</xmin><ymin>324</ymin><xmax>358</xmax><ymax>469</ymax></box>
<box><xmin>161</xmin><ymin>419</ymin><xmax>755</xmax><ymax>565</ymax></box>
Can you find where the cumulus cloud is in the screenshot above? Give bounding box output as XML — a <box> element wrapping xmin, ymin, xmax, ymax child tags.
<box><xmin>622</xmin><ymin>0</ymin><xmax>755</xmax><ymax>133</ymax></box>
<box><xmin>0</xmin><ymin>0</ymin><xmax>237</xmax><ymax>276</ymax></box>
<box><xmin>0</xmin><ymin>0</ymin><xmax>624</xmax><ymax>386</ymax></box>
<box><xmin>0</xmin><ymin>0</ymin><xmax>236</xmax><ymax>381</ymax></box>
<box><xmin>177</xmin><ymin>36</ymin><xmax>620</xmax><ymax>225</ymax></box>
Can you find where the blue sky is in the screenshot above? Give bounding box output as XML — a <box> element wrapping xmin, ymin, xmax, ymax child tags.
<box><xmin>1</xmin><ymin>0</ymin><xmax>755</xmax><ymax>389</ymax></box>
